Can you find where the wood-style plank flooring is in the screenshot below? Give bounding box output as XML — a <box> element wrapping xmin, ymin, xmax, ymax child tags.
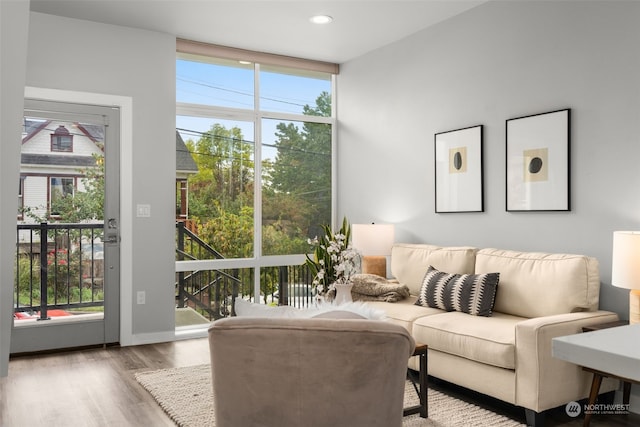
<box><xmin>1</xmin><ymin>338</ymin><xmax>638</xmax><ymax>427</ymax></box>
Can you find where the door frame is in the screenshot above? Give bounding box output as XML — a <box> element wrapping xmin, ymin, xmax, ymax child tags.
<box><xmin>24</xmin><ymin>87</ymin><xmax>135</xmax><ymax>346</ymax></box>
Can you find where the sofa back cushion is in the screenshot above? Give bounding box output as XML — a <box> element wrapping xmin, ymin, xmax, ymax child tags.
<box><xmin>475</xmin><ymin>248</ymin><xmax>600</xmax><ymax>318</ymax></box>
<box><xmin>391</xmin><ymin>244</ymin><xmax>477</xmax><ymax>295</ymax></box>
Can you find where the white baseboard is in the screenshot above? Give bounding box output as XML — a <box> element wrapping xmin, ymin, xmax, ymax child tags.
<box><xmin>125</xmin><ymin>331</ymin><xmax>175</xmax><ymax>346</ymax></box>
<box><xmin>174</xmin><ymin>328</ymin><xmax>208</xmax><ymax>341</ymax></box>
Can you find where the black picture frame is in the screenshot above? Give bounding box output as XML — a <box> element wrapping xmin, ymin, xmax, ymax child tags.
<box><xmin>506</xmin><ymin>108</ymin><xmax>570</xmax><ymax>211</ymax></box>
<box><xmin>434</xmin><ymin>125</ymin><xmax>484</xmax><ymax>213</ymax></box>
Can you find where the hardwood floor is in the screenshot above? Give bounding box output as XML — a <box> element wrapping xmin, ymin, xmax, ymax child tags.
<box><xmin>0</xmin><ymin>339</ymin><xmax>210</xmax><ymax>427</ymax></box>
<box><xmin>1</xmin><ymin>338</ymin><xmax>638</xmax><ymax>426</ymax></box>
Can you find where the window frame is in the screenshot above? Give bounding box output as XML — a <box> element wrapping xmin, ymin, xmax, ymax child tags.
<box><xmin>17</xmin><ymin>176</ymin><xmax>24</xmax><ymax>220</ymax></box>
<box><xmin>51</xmin><ymin>128</ymin><xmax>73</xmax><ymax>152</ymax></box>
<box><xmin>175</xmin><ymin>50</ymin><xmax>337</xmax><ymax>299</ymax></box>
<box><xmin>49</xmin><ymin>176</ymin><xmax>76</xmax><ymax>217</ymax></box>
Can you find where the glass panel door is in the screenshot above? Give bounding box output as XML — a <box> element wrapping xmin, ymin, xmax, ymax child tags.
<box><xmin>11</xmin><ymin>99</ymin><xmax>120</xmax><ymax>353</ymax></box>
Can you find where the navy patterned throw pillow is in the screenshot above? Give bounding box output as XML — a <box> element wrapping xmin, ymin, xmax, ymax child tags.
<box><xmin>415</xmin><ymin>266</ymin><xmax>499</xmax><ymax>317</ymax></box>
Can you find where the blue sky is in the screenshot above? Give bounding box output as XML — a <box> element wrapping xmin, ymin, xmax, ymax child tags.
<box><xmin>176</xmin><ymin>59</ymin><xmax>330</xmax><ymax>158</ymax></box>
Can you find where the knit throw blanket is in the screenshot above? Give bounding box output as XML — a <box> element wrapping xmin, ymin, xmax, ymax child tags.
<box><xmin>349</xmin><ymin>274</ymin><xmax>410</xmax><ymax>302</ymax></box>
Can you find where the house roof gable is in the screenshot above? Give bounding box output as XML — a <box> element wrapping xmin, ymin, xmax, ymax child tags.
<box><xmin>176</xmin><ymin>131</ymin><xmax>198</xmax><ymax>173</ymax></box>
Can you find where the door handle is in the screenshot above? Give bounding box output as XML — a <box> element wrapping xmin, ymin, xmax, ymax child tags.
<box><xmin>104</xmin><ymin>235</ymin><xmax>119</xmax><ymax>244</ymax></box>
<box><xmin>105</xmin><ymin>218</ymin><xmax>119</xmax><ymax>244</ymax></box>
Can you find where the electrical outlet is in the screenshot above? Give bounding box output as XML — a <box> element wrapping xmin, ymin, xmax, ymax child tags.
<box><xmin>137</xmin><ymin>291</ymin><xmax>146</xmax><ymax>305</ymax></box>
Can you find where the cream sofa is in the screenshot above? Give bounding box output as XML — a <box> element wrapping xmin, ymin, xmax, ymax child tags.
<box><xmin>365</xmin><ymin>243</ymin><xmax>620</xmax><ymax>427</ymax></box>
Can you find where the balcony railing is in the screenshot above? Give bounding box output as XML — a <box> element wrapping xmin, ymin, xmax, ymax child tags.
<box><xmin>14</xmin><ymin>221</ymin><xmax>315</xmax><ymax>323</ymax></box>
<box><xmin>15</xmin><ymin>222</ymin><xmax>105</xmax><ymax>320</ymax></box>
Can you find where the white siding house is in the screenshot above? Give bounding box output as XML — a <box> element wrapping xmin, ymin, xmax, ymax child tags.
<box><xmin>19</xmin><ymin>119</ymin><xmax>104</xmax><ymax>223</ymax></box>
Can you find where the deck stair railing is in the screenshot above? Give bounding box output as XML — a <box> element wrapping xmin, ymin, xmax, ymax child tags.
<box><xmin>175</xmin><ymin>222</ymin><xmax>316</xmax><ymax>320</ymax></box>
<box><xmin>175</xmin><ymin>222</ymin><xmax>245</xmax><ymax>320</ymax></box>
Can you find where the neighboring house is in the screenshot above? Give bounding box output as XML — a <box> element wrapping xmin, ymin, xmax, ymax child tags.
<box><xmin>19</xmin><ymin>124</ymin><xmax>198</xmax><ymax>224</ymax></box>
<box><xmin>19</xmin><ymin>119</ymin><xmax>104</xmax><ymax>223</ymax></box>
<box><xmin>176</xmin><ymin>130</ymin><xmax>198</xmax><ymax>223</ymax></box>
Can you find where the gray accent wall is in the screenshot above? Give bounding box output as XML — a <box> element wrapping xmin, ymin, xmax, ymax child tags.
<box><xmin>25</xmin><ymin>12</ymin><xmax>177</xmax><ymax>338</ymax></box>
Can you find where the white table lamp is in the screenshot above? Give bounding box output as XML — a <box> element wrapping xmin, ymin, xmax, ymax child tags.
<box><xmin>611</xmin><ymin>230</ymin><xmax>640</xmax><ymax>324</ymax></box>
<box><xmin>352</xmin><ymin>223</ymin><xmax>395</xmax><ymax>278</ymax></box>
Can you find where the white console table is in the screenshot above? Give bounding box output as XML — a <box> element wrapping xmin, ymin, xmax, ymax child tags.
<box><xmin>552</xmin><ymin>323</ymin><xmax>640</xmax><ymax>426</ymax></box>
<box><xmin>553</xmin><ymin>323</ymin><xmax>640</xmax><ymax>382</ymax></box>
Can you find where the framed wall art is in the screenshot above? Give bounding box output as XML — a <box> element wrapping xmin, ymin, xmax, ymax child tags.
<box><xmin>434</xmin><ymin>125</ymin><xmax>483</xmax><ymax>213</ymax></box>
<box><xmin>506</xmin><ymin>108</ymin><xmax>570</xmax><ymax>211</ymax></box>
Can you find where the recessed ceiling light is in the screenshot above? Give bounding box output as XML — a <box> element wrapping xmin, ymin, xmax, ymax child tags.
<box><xmin>309</xmin><ymin>15</ymin><xmax>333</xmax><ymax>25</ymax></box>
<box><xmin>238</xmin><ymin>60</ymin><xmax>252</xmax><ymax>65</ymax></box>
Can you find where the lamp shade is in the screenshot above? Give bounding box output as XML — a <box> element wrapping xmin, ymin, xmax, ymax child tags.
<box><xmin>611</xmin><ymin>231</ymin><xmax>640</xmax><ymax>290</ymax></box>
<box><xmin>351</xmin><ymin>224</ymin><xmax>395</xmax><ymax>256</ymax></box>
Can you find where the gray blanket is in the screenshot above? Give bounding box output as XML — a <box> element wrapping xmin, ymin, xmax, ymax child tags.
<box><xmin>350</xmin><ymin>274</ymin><xmax>410</xmax><ymax>302</ymax></box>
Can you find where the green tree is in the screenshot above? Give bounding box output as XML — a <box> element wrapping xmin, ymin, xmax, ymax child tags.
<box><xmin>187</xmin><ymin>124</ymin><xmax>254</xmax><ymax>219</ymax></box>
<box><xmin>264</xmin><ymin>91</ymin><xmax>332</xmax><ymax>239</ymax></box>
<box><xmin>185</xmin><ymin>124</ymin><xmax>255</xmax><ymax>259</ymax></box>
<box><xmin>43</xmin><ymin>153</ymin><xmax>105</xmax><ymax>223</ymax></box>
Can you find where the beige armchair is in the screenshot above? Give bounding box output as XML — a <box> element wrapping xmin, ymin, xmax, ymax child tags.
<box><xmin>208</xmin><ymin>313</ymin><xmax>415</xmax><ymax>427</ymax></box>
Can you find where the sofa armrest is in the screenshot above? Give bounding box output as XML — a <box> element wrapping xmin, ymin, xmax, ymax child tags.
<box><xmin>515</xmin><ymin>310</ymin><xmax>619</xmax><ymax>412</ymax></box>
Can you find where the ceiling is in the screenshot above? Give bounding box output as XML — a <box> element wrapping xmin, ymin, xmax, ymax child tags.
<box><xmin>30</xmin><ymin>0</ymin><xmax>486</xmax><ymax>64</ymax></box>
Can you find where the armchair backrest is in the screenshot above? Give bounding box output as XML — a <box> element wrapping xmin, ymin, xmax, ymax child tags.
<box><xmin>208</xmin><ymin>316</ymin><xmax>415</xmax><ymax>427</ymax></box>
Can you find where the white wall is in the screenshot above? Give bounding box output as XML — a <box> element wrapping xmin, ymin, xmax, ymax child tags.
<box><xmin>25</xmin><ymin>12</ymin><xmax>177</xmax><ymax>340</ymax></box>
<box><xmin>0</xmin><ymin>0</ymin><xmax>30</xmax><ymax>378</ymax></box>
<box><xmin>338</xmin><ymin>0</ymin><xmax>640</xmax><ymax>407</ymax></box>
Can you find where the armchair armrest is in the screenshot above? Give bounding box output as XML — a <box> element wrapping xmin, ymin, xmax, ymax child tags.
<box><xmin>515</xmin><ymin>310</ymin><xmax>619</xmax><ymax>412</ymax></box>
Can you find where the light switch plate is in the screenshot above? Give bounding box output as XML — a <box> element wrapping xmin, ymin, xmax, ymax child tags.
<box><xmin>136</xmin><ymin>204</ymin><xmax>151</xmax><ymax>217</ymax></box>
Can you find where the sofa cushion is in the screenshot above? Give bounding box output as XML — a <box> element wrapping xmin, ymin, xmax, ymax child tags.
<box><xmin>412</xmin><ymin>311</ymin><xmax>524</xmax><ymax>370</ymax></box>
<box><xmin>415</xmin><ymin>266</ymin><xmax>499</xmax><ymax>317</ymax></box>
<box><xmin>364</xmin><ymin>297</ymin><xmax>443</xmax><ymax>333</ymax></box>
<box><xmin>475</xmin><ymin>248</ymin><xmax>600</xmax><ymax>318</ymax></box>
<box><xmin>390</xmin><ymin>244</ymin><xmax>477</xmax><ymax>295</ymax></box>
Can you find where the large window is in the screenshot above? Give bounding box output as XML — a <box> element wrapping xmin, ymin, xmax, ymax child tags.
<box><xmin>176</xmin><ymin>45</ymin><xmax>335</xmax><ymax>262</ymax></box>
<box><xmin>175</xmin><ymin>42</ymin><xmax>337</xmax><ymax>312</ymax></box>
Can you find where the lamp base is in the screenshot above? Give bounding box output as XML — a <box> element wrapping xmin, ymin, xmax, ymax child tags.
<box><xmin>630</xmin><ymin>289</ymin><xmax>640</xmax><ymax>325</ymax></box>
<box><xmin>362</xmin><ymin>256</ymin><xmax>387</xmax><ymax>278</ymax></box>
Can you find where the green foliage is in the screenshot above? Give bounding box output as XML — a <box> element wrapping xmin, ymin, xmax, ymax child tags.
<box><xmin>14</xmin><ymin>250</ymin><xmax>104</xmax><ymax>308</ymax></box>
<box><xmin>199</xmin><ymin>206</ymin><xmax>254</xmax><ymax>258</ymax></box>
<box><xmin>49</xmin><ymin>153</ymin><xmax>105</xmax><ymax>222</ymax></box>
<box><xmin>187</xmin><ymin>124</ymin><xmax>254</xmax><ymax>218</ymax></box>
<box><xmin>264</xmin><ymin>92</ymin><xmax>332</xmax><ymax>236</ymax></box>
<box><xmin>262</xmin><ymin>222</ymin><xmax>309</xmax><ymax>256</ymax></box>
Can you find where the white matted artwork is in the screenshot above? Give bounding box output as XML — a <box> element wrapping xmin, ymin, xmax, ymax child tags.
<box><xmin>434</xmin><ymin>125</ymin><xmax>483</xmax><ymax>213</ymax></box>
<box><xmin>506</xmin><ymin>109</ymin><xmax>570</xmax><ymax>211</ymax></box>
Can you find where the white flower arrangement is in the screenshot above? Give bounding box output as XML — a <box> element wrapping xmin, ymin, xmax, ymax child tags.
<box><xmin>304</xmin><ymin>217</ymin><xmax>359</xmax><ymax>296</ymax></box>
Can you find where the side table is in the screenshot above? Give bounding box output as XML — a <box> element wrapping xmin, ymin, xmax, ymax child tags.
<box><xmin>404</xmin><ymin>343</ymin><xmax>428</xmax><ymax>418</ymax></box>
<box><xmin>580</xmin><ymin>320</ymin><xmax>633</xmax><ymax>427</ymax></box>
